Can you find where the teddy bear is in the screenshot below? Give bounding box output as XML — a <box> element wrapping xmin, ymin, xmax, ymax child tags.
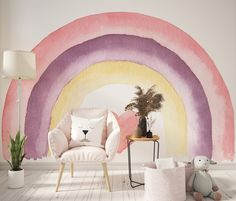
<box><xmin>187</xmin><ymin>155</ymin><xmax>222</xmax><ymax>201</ymax></box>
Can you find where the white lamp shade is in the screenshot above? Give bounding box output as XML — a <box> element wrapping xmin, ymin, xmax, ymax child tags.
<box><xmin>3</xmin><ymin>50</ymin><xmax>36</xmax><ymax>79</ymax></box>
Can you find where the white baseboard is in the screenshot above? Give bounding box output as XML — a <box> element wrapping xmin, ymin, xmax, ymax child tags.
<box><xmin>0</xmin><ymin>161</ymin><xmax>131</xmax><ymax>170</ymax></box>
<box><xmin>1</xmin><ymin>161</ymin><xmax>236</xmax><ymax>171</ymax></box>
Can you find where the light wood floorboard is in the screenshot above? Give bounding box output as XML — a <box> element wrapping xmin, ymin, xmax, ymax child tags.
<box><xmin>0</xmin><ymin>169</ymin><xmax>236</xmax><ymax>200</ymax></box>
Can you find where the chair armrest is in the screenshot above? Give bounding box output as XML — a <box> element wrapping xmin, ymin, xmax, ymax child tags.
<box><xmin>48</xmin><ymin>128</ymin><xmax>69</xmax><ymax>159</ymax></box>
<box><xmin>105</xmin><ymin>111</ymin><xmax>121</xmax><ymax>161</ymax></box>
<box><xmin>105</xmin><ymin>127</ymin><xmax>120</xmax><ymax>161</ymax></box>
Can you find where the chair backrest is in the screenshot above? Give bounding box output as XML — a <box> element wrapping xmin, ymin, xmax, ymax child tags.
<box><xmin>71</xmin><ymin>108</ymin><xmax>107</xmax><ymax>119</ymax></box>
<box><xmin>56</xmin><ymin>108</ymin><xmax>109</xmax><ymax>142</ymax></box>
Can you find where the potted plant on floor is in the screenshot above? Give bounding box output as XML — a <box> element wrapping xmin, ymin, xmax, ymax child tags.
<box><xmin>125</xmin><ymin>85</ymin><xmax>164</xmax><ymax>137</ymax></box>
<box><xmin>7</xmin><ymin>131</ymin><xmax>27</xmax><ymax>188</ymax></box>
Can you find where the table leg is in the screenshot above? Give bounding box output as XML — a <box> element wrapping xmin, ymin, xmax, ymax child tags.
<box><xmin>153</xmin><ymin>141</ymin><xmax>156</xmax><ymax>162</ymax></box>
<box><xmin>153</xmin><ymin>141</ymin><xmax>160</xmax><ymax>161</ymax></box>
<box><xmin>127</xmin><ymin>139</ymin><xmax>144</xmax><ymax>188</ymax></box>
<box><xmin>156</xmin><ymin>141</ymin><xmax>160</xmax><ymax>159</ymax></box>
<box><xmin>127</xmin><ymin>139</ymin><xmax>132</xmax><ymax>181</ymax></box>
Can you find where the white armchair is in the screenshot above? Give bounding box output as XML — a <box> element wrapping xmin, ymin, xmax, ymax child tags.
<box><xmin>48</xmin><ymin>108</ymin><xmax>120</xmax><ymax>192</ymax></box>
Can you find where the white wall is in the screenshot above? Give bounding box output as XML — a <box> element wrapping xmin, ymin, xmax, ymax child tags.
<box><xmin>0</xmin><ymin>0</ymin><xmax>236</xmax><ymax>162</ymax></box>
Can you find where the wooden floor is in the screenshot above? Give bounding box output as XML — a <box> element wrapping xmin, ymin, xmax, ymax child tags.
<box><xmin>0</xmin><ymin>169</ymin><xmax>236</xmax><ymax>201</ymax></box>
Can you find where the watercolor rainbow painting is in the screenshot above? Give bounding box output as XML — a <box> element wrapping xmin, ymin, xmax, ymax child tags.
<box><xmin>2</xmin><ymin>12</ymin><xmax>234</xmax><ymax>160</ymax></box>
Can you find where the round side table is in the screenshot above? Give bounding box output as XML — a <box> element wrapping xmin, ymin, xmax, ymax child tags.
<box><xmin>126</xmin><ymin>135</ymin><xmax>160</xmax><ymax>188</ymax></box>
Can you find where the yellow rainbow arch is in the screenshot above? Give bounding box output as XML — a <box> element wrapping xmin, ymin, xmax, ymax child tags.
<box><xmin>51</xmin><ymin>61</ymin><xmax>187</xmax><ymax>156</ymax></box>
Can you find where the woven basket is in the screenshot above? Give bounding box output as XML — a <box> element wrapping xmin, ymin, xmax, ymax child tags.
<box><xmin>144</xmin><ymin>162</ymin><xmax>186</xmax><ymax>201</ymax></box>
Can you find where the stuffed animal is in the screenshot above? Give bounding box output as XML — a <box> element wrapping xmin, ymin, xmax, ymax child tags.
<box><xmin>187</xmin><ymin>155</ymin><xmax>222</xmax><ymax>201</ymax></box>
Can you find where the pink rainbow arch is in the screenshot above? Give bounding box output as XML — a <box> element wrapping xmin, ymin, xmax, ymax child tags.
<box><xmin>2</xmin><ymin>12</ymin><xmax>234</xmax><ymax>160</ymax></box>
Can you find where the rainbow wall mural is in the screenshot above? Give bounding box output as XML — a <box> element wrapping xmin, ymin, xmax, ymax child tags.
<box><xmin>2</xmin><ymin>12</ymin><xmax>234</xmax><ymax>160</ymax></box>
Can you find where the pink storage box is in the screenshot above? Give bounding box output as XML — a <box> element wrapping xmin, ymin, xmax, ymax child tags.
<box><xmin>144</xmin><ymin>162</ymin><xmax>186</xmax><ymax>201</ymax></box>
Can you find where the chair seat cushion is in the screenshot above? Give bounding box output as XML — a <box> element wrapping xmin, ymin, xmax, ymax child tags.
<box><xmin>60</xmin><ymin>146</ymin><xmax>107</xmax><ymax>162</ymax></box>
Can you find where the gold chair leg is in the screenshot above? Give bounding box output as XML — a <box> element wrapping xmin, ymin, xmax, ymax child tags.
<box><xmin>102</xmin><ymin>162</ymin><xmax>111</xmax><ymax>192</ymax></box>
<box><xmin>70</xmin><ymin>162</ymin><xmax>74</xmax><ymax>178</ymax></box>
<box><xmin>55</xmin><ymin>163</ymin><xmax>65</xmax><ymax>192</ymax></box>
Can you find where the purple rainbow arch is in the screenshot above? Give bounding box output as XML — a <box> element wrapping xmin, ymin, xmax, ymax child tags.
<box><xmin>24</xmin><ymin>34</ymin><xmax>211</xmax><ymax>159</ymax></box>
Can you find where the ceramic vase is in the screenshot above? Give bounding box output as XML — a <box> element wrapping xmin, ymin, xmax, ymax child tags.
<box><xmin>136</xmin><ymin>116</ymin><xmax>147</xmax><ymax>137</ymax></box>
<box><xmin>147</xmin><ymin>130</ymin><xmax>153</xmax><ymax>138</ymax></box>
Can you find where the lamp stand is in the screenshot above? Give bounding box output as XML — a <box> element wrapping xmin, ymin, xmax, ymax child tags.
<box><xmin>3</xmin><ymin>50</ymin><xmax>36</xmax><ymax>135</ymax></box>
<box><xmin>17</xmin><ymin>78</ymin><xmax>22</xmax><ymax>133</ymax></box>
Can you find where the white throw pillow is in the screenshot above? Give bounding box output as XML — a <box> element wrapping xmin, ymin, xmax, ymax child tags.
<box><xmin>69</xmin><ymin>115</ymin><xmax>106</xmax><ymax>148</ymax></box>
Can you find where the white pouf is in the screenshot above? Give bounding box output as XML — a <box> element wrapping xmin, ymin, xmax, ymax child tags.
<box><xmin>144</xmin><ymin>162</ymin><xmax>186</xmax><ymax>201</ymax></box>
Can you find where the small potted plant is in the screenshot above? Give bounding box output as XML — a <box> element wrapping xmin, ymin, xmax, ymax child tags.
<box><xmin>125</xmin><ymin>85</ymin><xmax>164</xmax><ymax>137</ymax></box>
<box><xmin>7</xmin><ymin>131</ymin><xmax>27</xmax><ymax>188</ymax></box>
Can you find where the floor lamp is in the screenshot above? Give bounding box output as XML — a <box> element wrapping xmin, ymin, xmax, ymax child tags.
<box><xmin>3</xmin><ymin>50</ymin><xmax>36</xmax><ymax>134</ymax></box>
